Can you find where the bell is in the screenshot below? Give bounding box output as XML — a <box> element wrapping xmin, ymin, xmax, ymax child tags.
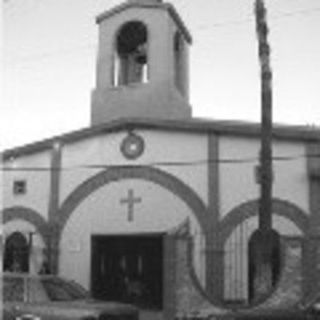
<box><xmin>135</xmin><ymin>53</ymin><xmax>147</xmax><ymax>65</ymax></box>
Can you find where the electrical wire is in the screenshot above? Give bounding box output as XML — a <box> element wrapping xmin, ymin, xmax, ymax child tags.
<box><xmin>185</xmin><ymin>5</ymin><xmax>320</xmax><ymax>31</ymax></box>
<box><xmin>2</xmin><ymin>5</ymin><xmax>320</xmax><ymax>65</ymax></box>
<box><xmin>1</xmin><ymin>153</ymin><xmax>319</xmax><ymax>172</ymax></box>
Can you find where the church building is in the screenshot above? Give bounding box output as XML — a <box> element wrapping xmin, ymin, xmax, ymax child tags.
<box><xmin>2</xmin><ymin>0</ymin><xmax>320</xmax><ymax>318</ymax></box>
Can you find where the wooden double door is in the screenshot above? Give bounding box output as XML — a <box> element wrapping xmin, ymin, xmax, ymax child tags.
<box><xmin>91</xmin><ymin>235</ymin><xmax>163</xmax><ymax>310</ymax></box>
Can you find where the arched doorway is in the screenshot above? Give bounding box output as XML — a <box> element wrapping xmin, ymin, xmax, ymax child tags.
<box><xmin>57</xmin><ymin>166</ymin><xmax>210</xmax><ymax>309</ymax></box>
<box><xmin>3</xmin><ymin>232</ymin><xmax>30</xmax><ymax>272</ymax></box>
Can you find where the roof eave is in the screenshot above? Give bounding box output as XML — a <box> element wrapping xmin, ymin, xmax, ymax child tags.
<box><xmin>2</xmin><ymin>117</ymin><xmax>320</xmax><ymax>161</ymax></box>
<box><xmin>95</xmin><ymin>2</ymin><xmax>192</xmax><ymax>44</ymax></box>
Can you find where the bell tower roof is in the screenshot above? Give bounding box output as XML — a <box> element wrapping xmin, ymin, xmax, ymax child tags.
<box><xmin>96</xmin><ymin>0</ymin><xmax>192</xmax><ymax>44</ymax></box>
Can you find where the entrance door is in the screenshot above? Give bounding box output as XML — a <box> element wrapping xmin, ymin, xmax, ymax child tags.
<box><xmin>91</xmin><ymin>235</ymin><xmax>163</xmax><ymax>310</ymax></box>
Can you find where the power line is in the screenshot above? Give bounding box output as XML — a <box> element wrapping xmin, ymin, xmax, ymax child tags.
<box><xmin>1</xmin><ymin>153</ymin><xmax>319</xmax><ymax>172</ymax></box>
<box><xmin>193</xmin><ymin>6</ymin><xmax>320</xmax><ymax>32</ymax></box>
<box><xmin>272</xmin><ymin>6</ymin><xmax>320</xmax><ymax>19</ymax></box>
<box><xmin>2</xmin><ymin>5</ymin><xmax>320</xmax><ymax>65</ymax></box>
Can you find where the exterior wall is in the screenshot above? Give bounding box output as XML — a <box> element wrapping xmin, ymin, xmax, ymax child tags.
<box><xmin>304</xmin><ymin>142</ymin><xmax>320</xmax><ymax>302</ymax></box>
<box><xmin>272</xmin><ymin>140</ymin><xmax>309</xmax><ymax>214</ymax></box>
<box><xmin>2</xmin><ymin>151</ymin><xmax>52</xmax><ymax>221</ymax></box>
<box><xmin>60</xmin><ymin>129</ymin><xmax>208</xmax><ymax>206</ymax></box>
<box><xmin>1</xmin><ymin>125</ymin><xmax>318</xmax><ymax>313</ymax></box>
<box><xmin>217</xmin><ymin>135</ymin><xmax>310</xmax><ymax>303</ymax></box>
<box><xmin>219</xmin><ymin>136</ymin><xmax>259</xmax><ymax>218</ymax></box>
<box><xmin>219</xmin><ymin>136</ymin><xmax>309</xmax><ymax>218</ymax></box>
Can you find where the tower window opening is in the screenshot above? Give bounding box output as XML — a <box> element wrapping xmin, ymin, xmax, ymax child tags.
<box><xmin>114</xmin><ymin>21</ymin><xmax>149</xmax><ymax>86</ymax></box>
<box><xmin>174</xmin><ymin>31</ymin><xmax>184</xmax><ymax>95</ymax></box>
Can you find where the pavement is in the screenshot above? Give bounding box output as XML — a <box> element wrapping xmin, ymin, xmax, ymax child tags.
<box><xmin>140</xmin><ymin>310</ymin><xmax>164</xmax><ymax>320</ymax></box>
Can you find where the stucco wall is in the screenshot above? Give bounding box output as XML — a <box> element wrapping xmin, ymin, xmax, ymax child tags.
<box><xmin>60</xmin><ymin>129</ymin><xmax>208</xmax><ymax>206</ymax></box>
<box><xmin>219</xmin><ymin>136</ymin><xmax>309</xmax><ymax>218</ymax></box>
<box><xmin>2</xmin><ymin>126</ymin><xmax>315</xmax><ymax>309</ymax></box>
<box><xmin>2</xmin><ymin>151</ymin><xmax>52</xmax><ymax>220</ymax></box>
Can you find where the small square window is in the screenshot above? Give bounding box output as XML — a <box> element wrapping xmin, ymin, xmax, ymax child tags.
<box><xmin>13</xmin><ymin>180</ymin><xmax>27</xmax><ymax>195</ymax></box>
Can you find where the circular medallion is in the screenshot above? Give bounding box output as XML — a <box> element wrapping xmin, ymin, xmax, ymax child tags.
<box><xmin>121</xmin><ymin>133</ymin><xmax>145</xmax><ymax>160</ymax></box>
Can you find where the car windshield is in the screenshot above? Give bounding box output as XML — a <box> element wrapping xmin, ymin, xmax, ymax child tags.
<box><xmin>40</xmin><ymin>278</ymin><xmax>89</xmax><ymax>302</ymax></box>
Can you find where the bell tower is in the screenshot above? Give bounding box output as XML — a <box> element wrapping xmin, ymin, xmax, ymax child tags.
<box><xmin>91</xmin><ymin>0</ymin><xmax>192</xmax><ymax>125</ymax></box>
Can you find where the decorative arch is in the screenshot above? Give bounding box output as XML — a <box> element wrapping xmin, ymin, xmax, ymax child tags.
<box><xmin>220</xmin><ymin>198</ymin><xmax>309</xmax><ymax>243</ymax></box>
<box><xmin>57</xmin><ymin>166</ymin><xmax>211</xmax><ymax>241</ymax></box>
<box><xmin>2</xmin><ymin>206</ymin><xmax>51</xmax><ymax>246</ymax></box>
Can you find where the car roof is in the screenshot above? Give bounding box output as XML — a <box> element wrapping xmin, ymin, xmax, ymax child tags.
<box><xmin>3</xmin><ymin>272</ymin><xmax>64</xmax><ymax>280</ymax></box>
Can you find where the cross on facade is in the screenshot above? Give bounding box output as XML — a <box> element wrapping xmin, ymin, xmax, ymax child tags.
<box><xmin>120</xmin><ymin>189</ymin><xmax>142</xmax><ymax>222</ymax></box>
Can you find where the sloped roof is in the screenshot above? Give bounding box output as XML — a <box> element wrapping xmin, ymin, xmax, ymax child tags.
<box><xmin>96</xmin><ymin>1</ymin><xmax>192</xmax><ymax>43</ymax></box>
<box><xmin>2</xmin><ymin>117</ymin><xmax>320</xmax><ymax>160</ymax></box>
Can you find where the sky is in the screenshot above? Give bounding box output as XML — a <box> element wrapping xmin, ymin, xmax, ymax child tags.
<box><xmin>1</xmin><ymin>0</ymin><xmax>320</xmax><ymax>150</ymax></box>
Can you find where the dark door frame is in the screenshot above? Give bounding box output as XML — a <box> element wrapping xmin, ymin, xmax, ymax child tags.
<box><xmin>91</xmin><ymin>233</ymin><xmax>165</xmax><ymax>309</ymax></box>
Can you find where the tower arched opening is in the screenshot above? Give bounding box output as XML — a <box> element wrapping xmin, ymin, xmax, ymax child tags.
<box><xmin>114</xmin><ymin>21</ymin><xmax>148</xmax><ymax>86</ymax></box>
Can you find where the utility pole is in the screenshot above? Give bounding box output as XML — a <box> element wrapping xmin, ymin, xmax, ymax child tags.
<box><xmin>249</xmin><ymin>0</ymin><xmax>280</xmax><ymax>302</ymax></box>
<box><xmin>255</xmin><ymin>0</ymin><xmax>273</xmax><ymax>232</ymax></box>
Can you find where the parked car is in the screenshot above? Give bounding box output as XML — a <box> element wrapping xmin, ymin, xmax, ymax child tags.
<box><xmin>2</xmin><ymin>272</ymin><xmax>139</xmax><ymax>320</ymax></box>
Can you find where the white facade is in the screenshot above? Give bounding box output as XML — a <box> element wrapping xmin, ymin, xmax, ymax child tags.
<box><xmin>2</xmin><ymin>0</ymin><xmax>320</xmax><ymax>316</ymax></box>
